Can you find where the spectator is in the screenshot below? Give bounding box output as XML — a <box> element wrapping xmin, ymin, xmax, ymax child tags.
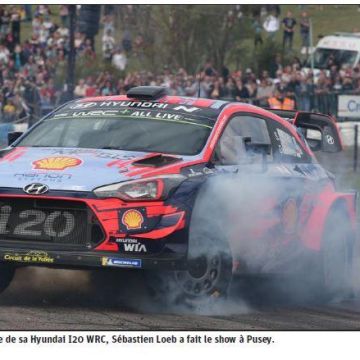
<box><xmin>221</xmin><ymin>77</ymin><xmax>238</xmax><ymax>100</ymax></box>
<box><xmin>252</xmin><ymin>15</ymin><xmax>263</xmax><ymax>48</ymax></box>
<box><xmin>300</xmin><ymin>11</ymin><xmax>310</xmax><ymax>55</ymax></box>
<box><xmin>256</xmin><ymin>78</ymin><xmax>274</xmax><ymax>107</ymax></box>
<box><xmin>0</xmin><ymin>44</ymin><xmax>9</xmax><ymax>64</ymax></box>
<box><xmin>295</xmin><ymin>74</ymin><xmax>312</xmax><ymax>111</ymax></box>
<box><xmin>112</xmin><ymin>48</ymin><xmax>127</xmax><ymax>71</ymax></box>
<box><xmin>102</xmin><ymin>14</ymin><xmax>115</xmax><ymax>36</ymax></box>
<box><xmin>122</xmin><ymin>30</ymin><xmax>132</xmax><ymax>52</ymax></box>
<box><xmin>102</xmin><ymin>29</ymin><xmax>115</xmax><ymax>62</ymax></box>
<box><xmin>268</xmin><ymin>88</ymin><xmax>295</xmax><ymax>110</ymax></box>
<box><xmin>3</xmin><ymin>98</ymin><xmax>16</xmax><ymax>121</ymax></box>
<box><xmin>100</xmin><ymin>80</ymin><xmax>115</xmax><ymax>96</ymax></box>
<box><xmin>0</xmin><ymin>10</ymin><xmax>10</xmax><ymax>39</ymax></box>
<box><xmin>74</xmin><ymin>79</ymin><xmax>87</xmax><ymax>98</ymax></box>
<box><xmin>263</xmin><ymin>11</ymin><xmax>280</xmax><ymax>39</ymax></box>
<box><xmin>59</xmin><ymin>5</ymin><xmax>69</xmax><ymax>27</ymax></box>
<box><xmin>23</xmin><ymin>4</ymin><xmax>32</xmax><ymax>22</ymax></box>
<box><xmin>204</xmin><ymin>60</ymin><xmax>217</xmax><ymax>77</ymax></box>
<box><xmin>236</xmin><ymin>79</ymin><xmax>250</xmax><ymax>102</ymax></box>
<box><xmin>10</xmin><ymin>6</ymin><xmax>21</xmax><ymax>44</ymax></box>
<box><xmin>85</xmin><ymin>77</ymin><xmax>97</xmax><ymax>97</ymax></box>
<box><xmin>282</xmin><ymin>11</ymin><xmax>296</xmax><ymax>50</ymax></box>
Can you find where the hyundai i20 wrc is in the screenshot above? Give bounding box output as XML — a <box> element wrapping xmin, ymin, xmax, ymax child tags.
<box><xmin>0</xmin><ymin>86</ymin><xmax>356</xmax><ymax>305</ymax></box>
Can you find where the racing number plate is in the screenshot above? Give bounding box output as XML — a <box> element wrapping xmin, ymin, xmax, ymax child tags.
<box><xmin>0</xmin><ymin>204</ymin><xmax>76</xmax><ymax>240</ymax></box>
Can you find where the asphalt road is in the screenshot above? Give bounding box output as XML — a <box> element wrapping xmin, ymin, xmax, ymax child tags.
<box><xmin>0</xmin><ymin>267</ymin><xmax>360</xmax><ymax>330</ymax></box>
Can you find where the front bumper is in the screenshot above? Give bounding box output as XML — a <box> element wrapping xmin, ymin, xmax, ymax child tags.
<box><xmin>0</xmin><ymin>245</ymin><xmax>187</xmax><ymax>271</ymax></box>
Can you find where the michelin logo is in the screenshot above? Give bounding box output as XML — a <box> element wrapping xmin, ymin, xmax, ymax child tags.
<box><xmin>102</xmin><ymin>257</ymin><xmax>142</xmax><ymax>268</ymax></box>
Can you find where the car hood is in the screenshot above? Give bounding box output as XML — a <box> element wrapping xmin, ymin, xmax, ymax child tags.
<box><xmin>0</xmin><ymin>147</ymin><xmax>187</xmax><ymax>192</ymax></box>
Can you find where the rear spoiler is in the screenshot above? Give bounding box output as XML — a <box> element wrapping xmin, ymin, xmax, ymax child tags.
<box><xmin>266</xmin><ymin>109</ymin><xmax>342</xmax><ymax>153</ymax></box>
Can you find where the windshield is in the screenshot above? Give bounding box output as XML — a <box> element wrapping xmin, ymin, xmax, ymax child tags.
<box><xmin>306</xmin><ymin>48</ymin><xmax>358</xmax><ymax>69</ymax></box>
<box><xmin>16</xmin><ymin>112</ymin><xmax>213</xmax><ymax>156</ymax></box>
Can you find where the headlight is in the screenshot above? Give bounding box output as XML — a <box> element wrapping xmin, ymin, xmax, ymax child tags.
<box><xmin>93</xmin><ymin>175</ymin><xmax>186</xmax><ymax>201</ymax></box>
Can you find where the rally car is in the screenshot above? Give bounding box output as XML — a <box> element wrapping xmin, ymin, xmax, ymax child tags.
<box><xmin>0</xmin><ymin>86</ymin><xmax>356</xmax><ymax>305</ymax></box>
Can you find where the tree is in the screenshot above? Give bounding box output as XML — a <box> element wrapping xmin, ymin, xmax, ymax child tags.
<box><xmin>114</xmin><ymin>5</ymin><xmax>259</xmax><ymax>73</ymax></box>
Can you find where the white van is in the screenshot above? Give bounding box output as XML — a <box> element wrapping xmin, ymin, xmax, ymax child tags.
<box><xmin>305</xmin><ymin>32</ymin><xmax>360</xmax><ymax>71</ymax></box>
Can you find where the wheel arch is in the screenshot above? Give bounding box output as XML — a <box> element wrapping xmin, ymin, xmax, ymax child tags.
<box><xmin>301</xmin><ymin>188</ymin><xmax>356</xmax><ymax>251</ymax></box>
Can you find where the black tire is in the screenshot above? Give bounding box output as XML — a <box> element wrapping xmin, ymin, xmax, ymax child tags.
<box><xmin>319</xmin><ymin>206</ymin><xmax>354</xmax><ymax>302</ymax></box>
<box><xmin>0</xmin><ymin>263</ymin><xmax>15</xmax><ymax>294</ymax></box>
<box><xmin>145</xmin><ymin>194</ymin><xmax>233</xmax><ymax>308</ymax></box>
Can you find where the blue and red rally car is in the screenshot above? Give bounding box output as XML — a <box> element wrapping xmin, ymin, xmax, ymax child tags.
<box><xmin>0</xmin><ymin>86</ymin><xmax>356</xmax><ymax>304</ymax></box>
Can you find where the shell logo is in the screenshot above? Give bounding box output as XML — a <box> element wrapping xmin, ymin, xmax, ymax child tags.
<box><xmin>122</xmin><ymin>209</ymin><xmax>144</xmax><ymax>230</ymax></box>
<box><xmin>281</xmin><ymin>198</ymin><xmax>298</xmax><ymax>234</ymax></box>
<box><xmin>33</xmin><ymin>157</ymin><xmax>82</xmax><ymax>171</ymax></box>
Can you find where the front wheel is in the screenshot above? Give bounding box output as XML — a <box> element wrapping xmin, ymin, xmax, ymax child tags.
<box><xmin>0</xmin><ymin>263</ymin><xmax>15</xmax><ymax>294</ymax></box>
<box><xmin>145</xmin><ymin>223</ymin><xmax>233</xmax><ymax>308</ymax></box>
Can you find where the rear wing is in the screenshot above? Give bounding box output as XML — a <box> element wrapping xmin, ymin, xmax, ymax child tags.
<box><xmin>266</xmin><ymin>109</ymin><xmax>342</xmax><ymax>153</ymax></box>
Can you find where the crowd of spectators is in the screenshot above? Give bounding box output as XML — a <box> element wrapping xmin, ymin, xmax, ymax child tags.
<box><xmin>0</xmin><ymin>4</ymin><xmax>360</xmax><ymax>125</ymax></box>
<box><xmin>73</xmin><ymin>57</ymin><xmax>360</xmax><ymax>114</ymax></box>
<box><xmin>0</xmin><ymin>4</ymin><xmax>99</xmax><ymax>124</ymax></box>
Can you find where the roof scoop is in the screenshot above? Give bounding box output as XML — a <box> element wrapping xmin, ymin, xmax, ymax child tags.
<box><xmin>126</xmin><ymin>86</ymin><xmax>168</xmax><ymax>100</ymax></box>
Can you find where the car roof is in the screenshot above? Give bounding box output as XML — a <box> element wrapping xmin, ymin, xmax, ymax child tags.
<box><xmin>71</xmin><ymin>94</ymin><xmax>282</xmax><ymax>121</ymax></box>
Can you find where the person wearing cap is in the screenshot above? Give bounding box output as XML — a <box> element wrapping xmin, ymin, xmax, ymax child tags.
<box><xmin>267</xmin><ymin>88</ymin><xmax>295</xmax><ymax>110</ymax></box>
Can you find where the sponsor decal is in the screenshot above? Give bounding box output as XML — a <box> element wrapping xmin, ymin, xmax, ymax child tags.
<box><xmin>115</xmin><ymin>237</ymin><xmax>139</xmax><ymax>243</ymax></box>
<box><xmin>110</xmin><ymin>236</ymin><xmax>164</xmax><ymax>253</ymax></box>
<box><xmin>3</xmin><ymin>250</ymin><xmax>54</xmax><ymax>264</ymax></box>
<box><xmin>101</xmin><ymin>257</ymin><xmax>142</xmax><ymax>268</ymax></box>
<box><xmin>70</xmin><ymin>102</ymin><xmax>98</xmax><ymax>109</ymax></box>
<box><xmin>72</xmin><ymin>110</ymin><xmax>119</xmax><ymax>117</ymax></box>
<box><xmin>122</xmin><ymin>209</ymin><xmax>144</xmax><ymax>230</ymax></box>
<box><xmin>128</xmin><ymin>110</ymin><xmax>182</xmax><ymax>121</ymax></box>
<box><xmin>184</xmin><ymin>166</ymin><xmax>216</xmax><ymax>178</ymax></box>
<box><xmin>70</xmin><ymin>101</ymin><xmax>169</xmax><ymax>110</ymax></box>
<box><xmin>15</xmin><ymin>173</ymin><xmax>72</xmax><ymax>182</ymax></box>
<box><xmin>123</xmin><ymin>243</ymin><xmax>147</xmax><ymax>252</ymax></box>
<box><xmin>47</xmin><ymin>148</ymin><xmax>97</xmax><ymax>155</ymax></box>
<box><xmin>326</xmin><ymin>134</ymin><xmax>335</xmax><ymax>145</ymax></box>
<box><xmin>33</xmin><ymin>157</ymin><xmax>82</xmax><ymax>171</ymax></box>
<box><xmin>173</xmin><ymin>105</ymin><xmax>199</xmax><ymax>113</ymax></box>
<box><xmin>115</xmin><ymin>238</ymin><xmax>147</xmax><ymax>253</ymax></box>
<box><xmin>46</xmin><ymin>148</ymin><xmax>136</xmax><ymax>160</ymax></box>
<box><xmin>281</xmin><ymin>198</ymin><xmax>298</xmax><ymax>234</ymax></box>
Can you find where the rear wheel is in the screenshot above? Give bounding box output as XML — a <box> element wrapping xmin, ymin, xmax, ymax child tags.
<box><xmin>319</xmin><ymin>206</ymin><xmax>354</xmax><ymax>302</ymax></box>
<box><xmin>0</xmin><ymin>263</ymin><xmax>15</xmax><ymax>294</ymax></box>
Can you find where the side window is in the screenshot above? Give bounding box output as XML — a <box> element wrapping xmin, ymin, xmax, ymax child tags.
<box><xmin>269</xmin><ymin>122</ymin><xmax>311</xmax><ymax>163</ymax></box>
<box><xmin>214</xmin><ymin>115</ymin><xmax>272</xmax><ymax>165</ymax></box>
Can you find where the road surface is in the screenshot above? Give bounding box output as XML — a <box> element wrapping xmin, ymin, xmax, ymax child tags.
<box><xmin>0</xmin><ymin>267</ymin><xmax>360</xmax><ymax>330</ymax></box>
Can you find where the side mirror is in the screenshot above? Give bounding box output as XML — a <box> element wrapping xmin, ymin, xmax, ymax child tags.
<box><xmin>8</xmin><ymin>132</ymin><xmax>23</xmax><ymax>145</ymax></box>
